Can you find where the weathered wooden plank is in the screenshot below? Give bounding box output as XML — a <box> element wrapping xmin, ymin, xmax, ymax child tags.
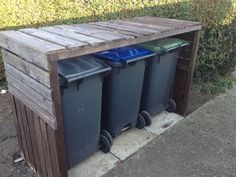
<box><xmin>8</xmin><ymin>84</ymin><xmax>56</xmax><ymax>128</ymax></box>
<box><xmin>25</xmin><ymin>108</ymin><xmax>42</xmax><ymax>174</ymax></box>
<box><xmin>0</xmin><ymin>31</ymin><xmax>65</xmax><ymax>70</ymax></box>
<box><xmin>33</xmin><ymin>114</ymin><xmax>48</xmax><ymax>177</ymax></box>
<box><xmin>6</xmin><ymin>72</ymin><xmax>54</xmax><ymax>116</ymax></box>
<box><xmin>58</xmin><ymin>25</ymin><xmax>133</xmax><ymax>41</ymax></box>
<box><xmin>124</xmin><ymin>18</ymin><xmax>171</xmax><ymax>31</ymax></box>
<box><xmin>2</xmin><ymin>49</ymin><xmax>51</xmax><ymax>87</ymax></box>
<box><xmin>20</xmin><ymin>103</ymin><xmax>36</xmax><ymax>170</ymax></box>
<box><xmin>95</xmin><ymin>21</ymin><xmax>156</xmax><ymax>35</ymax></box>
<box><xmin>11</xmin><ymin>96</ymin><xmax>24</xmax><ymax>155</ymax></box>
<box><xmin>139</xmin><ymin>16</ymin><xmax>200</xmax><ymax>26</ymax></box>
<box><xmin>14</xmin><ymin>99</ymin><xmax>30</xmax><ymax>163</ymax></box>
<box><xmin>48</xmin><ymin>56</ymin><xmax>68</xmax><ymax>177</ymax></box>
<box><xmin>181</xmin><ymin>31</ymin><xmax>201</xmax><ymax>115</ymax></box>
<box><xmin>135</xmin><ymin>17</ymin><xmax>187</xmax><ymax>29</ymax></box>
<box><xmin>83</xmin><ymin>23</ymin><xmax>142</xmax><ymax>37</ymax></box>
<box><xmin>40</xmin><ymin>119</ymin><xmax>54</xmax><ymax>177</ymax></box>
<box><xmin>111</xmin><ymin>20</ymin><xmax>161</xmax><ymax>33</ymax></box>
<box><xmin>55</xmin><ymin>25</ymin><xmax>201</xmax><ymax>60</ymax></box>
<box><xmin>20</xmin><ymin>28</ymin><xmax>87</xmax><ymax>50</ymax></box>
<box><xmin>5</xmin><ymin>63</ymin><xmax>52</xmax><ymax>100</ymax></box>
<box><xmin>41</xmin><ymin>26</ymin><xmax>105</xmax><ymax>46</ymax></box>
<box><xmin>47</xmin><ymin>126</ymin><xmax>66</xmax><ymax>177</ymax></box>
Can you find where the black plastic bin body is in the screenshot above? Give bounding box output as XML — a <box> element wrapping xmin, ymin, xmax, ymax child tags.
<box><xmin>93</xmin><ymin>46</ymin><xmax>155</xmax><ymax>137</ymax></box>
<box><xmin>58</xmin><ymin>56</ymin><xmax>110</xmax><ymax>167</ymax></box>
<box><xmin>140</xmin><ymin>38</ymin><xmax>189</xmax><ymax>116</ymax></box>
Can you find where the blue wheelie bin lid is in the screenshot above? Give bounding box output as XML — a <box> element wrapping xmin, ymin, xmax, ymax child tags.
<box><xmin>58</xmin><ymin>56</ymin><xmax>111</xmax><ymax>86</ymax></box>
<box><xmin>93</xmin><ymin>46</ymin><xmax>154</xmax><ymax>65</ymax></box>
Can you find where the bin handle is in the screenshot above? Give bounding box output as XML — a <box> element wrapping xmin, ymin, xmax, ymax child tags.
<box><xmin>121</xmin><ymin>54</ymin><xmax>155</xmax><ymax>65</ymax></box>
<box><xmin>58</xmin><ymin>73</ymin><xmax>69</xmax><ymax>88</ymax></box>
<box><xmin>164</xmin><ymin>43</ymin><xmax>190</xmax><ymax>53</ymax></box>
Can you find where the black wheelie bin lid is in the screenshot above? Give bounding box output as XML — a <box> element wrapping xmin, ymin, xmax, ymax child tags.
<box><xmin>139</xmin><ymin>38</ymin><xmax>189</xmax><ymax>53</ymax></box>
<box><xmin>93</xmin><ymin>45</ymin><xmax>155</xmax><ymax>66</ymax></box>
<box><xmin>58</xmin><ymin>56</ymin><xmax>111</xmax><ymax>86</ymax></box>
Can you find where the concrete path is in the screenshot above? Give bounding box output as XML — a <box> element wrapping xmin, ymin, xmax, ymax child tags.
<box><xmin>103</xmin><ymin>86</ymin><xmax>236</xmax><ymax>177</ymax></box>
<box><xmin>69</xmin><ymin>112</ymin><xmax>183</xmax><ymax>177</ymax></box>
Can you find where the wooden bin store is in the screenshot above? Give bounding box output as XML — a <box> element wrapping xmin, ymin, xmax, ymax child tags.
<box><xmin>0</xmin><ymin>16</ymin><xmax>201</xmax><ymax>177</ymax></box>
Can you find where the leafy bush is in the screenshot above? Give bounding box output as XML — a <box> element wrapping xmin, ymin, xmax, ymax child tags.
<box><xmin>0</xmin><ymin>0</ymin><xmax>235</xmax><ymax>93</ymax></box>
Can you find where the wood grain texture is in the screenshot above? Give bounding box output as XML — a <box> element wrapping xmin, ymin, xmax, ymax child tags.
<box><xmin>20</xmin><ymin>103</ymin><xmax>36</xmax><ymax>169</ymax></box>
<box><xmin>4</xmin><ymin>63</ymin><xmax>52</xmax><ymax>100</ymax></box>
<box><xmin>20</xmin><ymin>28</ymin><xmax>87</xmax><ymax>50</ymax></box>
<box><xmin>12</xmin><ymin>96</ymin><xmax>67</xmax><ymax>177</ymax></box>
<box><xmin>84</xmin><ymin>23</ymin><xmax>143</xmax><ymax>37</ymax></box>
<box><xmin>0</xmin><ymin>31</ymin><xmax>65</xmax><ymax>70</ymax></box>
<box><xmin>48</xmin><ymin>55</ymin><xmax>68</xmax><ymax>177</ymax></box>
<box><xmin>41</xmin><ymin>26</ymin><xmax>105</xmax><ymax>45</ymax></box>
<box><xmin>25</xmin><ymin>108</ymin><xmax>42</xmax><ymax>174</ymax></box>
<box><xmin>2</xmin><ymin>49</ymin><xmax>51</xmax><ymax>87</ymax></box>
<box><xmin>14</xmin><ymin>98</ymin><xmax>30</xmax><ymax>163</ymax></box>
<box><xmin>6</xmin><ymin>72</ymin><xmax>54</xmax><ymax>116</ymax></box>
<box><xmin>0</xmin><ymin>16</ymin><xmax>201</xmax><ymax>61</ymax></box>
<box><xmin>11</xmin><ymin>96</ymin><xmax>24</xmax><ymax>156</ymax></box>
<box><xmin>9</xmin><ymin>85</ymin><xmax>55</xmax><ymax>128</ymax></box>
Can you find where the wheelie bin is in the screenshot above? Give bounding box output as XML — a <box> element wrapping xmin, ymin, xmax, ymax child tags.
<box><xmin>58</xmin><ymin>56</ymin><xmax>112</xmax><ymax>167</ymax></box>
<box><xmin>93</xmin><ymin>46</ymin><xmax>155</xmax><ymax>137</ymax></box>
<box><xmin>139</xmin><ymin>38</ymin><xmax>189</xmax><ymax>121</ymax></box>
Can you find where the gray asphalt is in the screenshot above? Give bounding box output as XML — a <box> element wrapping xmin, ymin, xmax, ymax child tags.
<box><xmin>104</xmin><ymin>86</ymin><xmax>236</xmax><ymax>177</ymax></box>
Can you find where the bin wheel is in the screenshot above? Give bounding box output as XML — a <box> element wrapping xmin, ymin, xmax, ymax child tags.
<box><xmin>101</xmin><ymin>130</ymin><xmax>113</xmax><ymax>145</ymax></box>
<box><xmin>140</xmin><ymin>111</ymin><xmax>152</xmax><ymax>126</ymax></box>
<box><xmin>136</xmin><ymin>114</ymin><xmax>145</xmax><ymax>129</ymax></box>
<box><xmin>167</xmin><ymin>99</ymin><xmax>176</xmax><ymax>112</ymax></box>
<box><xmin>100</xmin><ymin>135</ymin><xmax>111</xmax><ymax>153</ymax></box>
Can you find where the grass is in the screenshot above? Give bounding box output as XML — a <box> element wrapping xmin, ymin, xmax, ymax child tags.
<box><xmin>193</xmin><ymin>76</ymin><xmax>235</xmax><ymax>94</ymax></box>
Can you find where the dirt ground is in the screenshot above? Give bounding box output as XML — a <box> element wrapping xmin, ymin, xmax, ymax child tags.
<box><xmin>0</xmin><ymin>89</ymin><xmax>215</xmax><ymax>177</ymax></box>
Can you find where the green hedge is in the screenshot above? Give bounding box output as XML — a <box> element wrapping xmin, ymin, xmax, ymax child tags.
<box><xmin>0</xmin><ymin>0</ymin><xmax>236</xmax><ymax>92</ymax></box>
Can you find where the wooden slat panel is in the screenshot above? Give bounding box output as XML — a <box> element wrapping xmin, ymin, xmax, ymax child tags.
<box><xmin>5</xmin><ymin>63</ymin><xmax>52</xmax><ymax>100</ymax></box>
<box><xmin>140</xmin><ymin>16</ymin><xmax>200</xmax><ymax>26</ymax></box>
<box><xmin>40</xmin><ymin>119</ymin><xmax>54</xmax><ymax>177</ymax></box>
<box><xmin>6</xmin><ymin>72</ymin><xmax>54</xmax><ymax>116</ymax></box>
<box><xmin>135</xmin><ymin>17</ymin><xmax>187</xmax><ymax>29</ymax></box>
<box><xmin>8</xmin><ymin>85</ymin><xmax>55</xmax><ymax>128</ymax></box>
<box><xmin>111</xmin><ymin>20</ymin><xmax>160</xmax><ymax>33</ymax></box>
<box><xmin>55</xmin><ymin>25</ymin><xmax>201</xmax><ymax>60</ymax></box>
<box><xmin>20</xmin><ymin>103</ymin><xmax>36</xmax><ymax>169</ymax></box>
<box><xmin>181</xmin><ymin>31</ymin><xmax>201</xmax><ymax>115</ymax></box>
<box><xmin>14</xmin><ymin>98</ymin><xmax>30</xmax><ymax>163</ymax></box>
<box><xmin>95</xmin><ymin>21</ymin><xmax>156</xmax><ymax>35</ymax></box>
<box><xmin>0</xmin><ymin>31</ymin><xmax>65</xmax><ymax>70</ymax></box>
<box><xmin>47</xmin><ymin>126</ymin><xmax>67</xmax><ymax>177</ymax></box>
<box><xmin>58</xmin><ymin>25</ymin><xmax>133</xmax><ymax>41</ymax></box>
<box><xmin>25</xmin><ymin>108</ymin><xmax>42</xmax><ymax>174</ymax></box>
<box><xmin>20</xmin><ymin>28</ymin><xmax>87</xmax><ymax>50</ymax></box>
<box><xmin>48</xmin><ymin>56</ymin><xmax>68</xmax><ymax>177</ymax></box>
<box><xmin>11</xmin><ymin>96</ymin><xmax>24</xmax><ymax>155</ymax></box>
<box><xmin>83</xmin><ymin>23</ymin><xmax>142</xmax><ymax>37</ymax></box>
<box><xmin>124</xmin><ymin>18</ymin><xmax>171</xmax><ymax>31</ymax></box>
<box><xmin>33</xmin><ymin>114</ymin><xmax>48</xmax><ymax>177</ymax></box>
<box><xmin>2</xmin><ymin>49</ymin><xmax>51</xmax><ymax>87</ymax></box>
<box><xmin>41</xmin><ymin>27</ymin><xmax>105</xmax><ymax>46</ymax></box>
<box><xmin>0</xmin><ymin>17</ymin><xmax>201</xmax><ymax>62</ymax></box>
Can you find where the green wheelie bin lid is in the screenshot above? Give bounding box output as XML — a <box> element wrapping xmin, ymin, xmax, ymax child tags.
<box><xmin>139</xmin><ymin>38</ymin><xmax>189</xmax><ymax>53</ymax></box>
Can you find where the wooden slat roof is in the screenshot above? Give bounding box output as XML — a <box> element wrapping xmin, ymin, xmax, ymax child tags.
<box><xmin>0</xmin><ymin>16</ymin><xmax>201</xmax><ymax>61</ymax></box>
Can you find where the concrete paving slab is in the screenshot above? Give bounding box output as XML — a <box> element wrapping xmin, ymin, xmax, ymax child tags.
<box><xmin>109</xmin><ymin>128</ymin><xmax>156</xmax><ymax>161</ymax></box>
<box><xmin>68</xmin><ymin>112</ymin><xmax>183</xmax><ymax>177</ymax></box>
<box><xmin>68</xmin><ymin>151</ymin><xmax>119</xmax><ymax>177</ymax></box>
<box><xmin>146</xmin><ymin>111</ymin><xmax>183</xmax><ymax>135</ymax></box>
